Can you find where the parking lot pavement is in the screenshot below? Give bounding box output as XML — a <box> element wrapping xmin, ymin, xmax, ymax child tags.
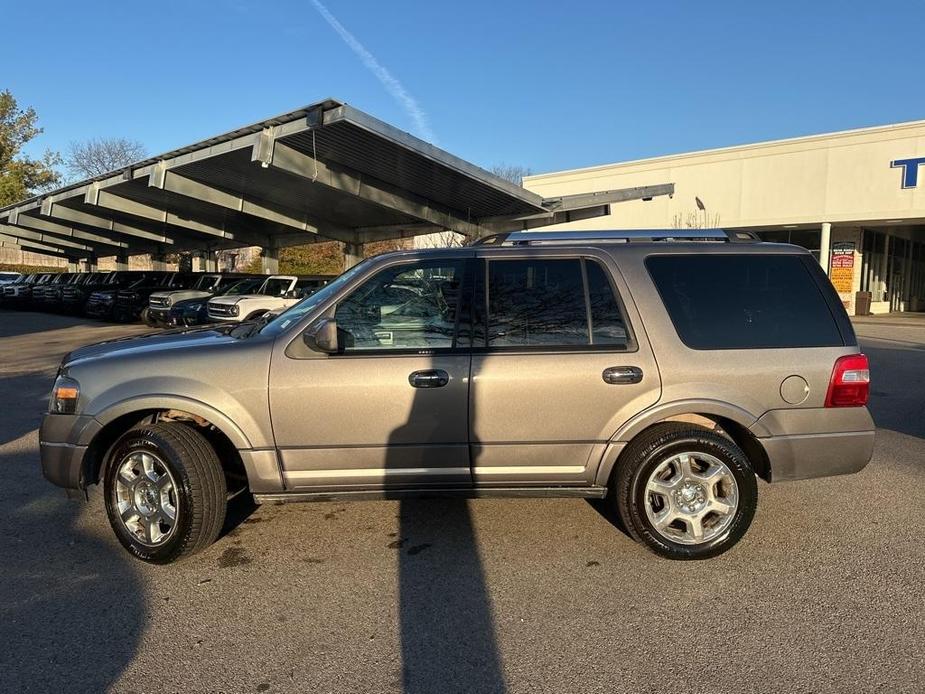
<box><xmin>0</xmin><ymin>310</ymin><xmax>922</xmax><ymax>694</ymax></box>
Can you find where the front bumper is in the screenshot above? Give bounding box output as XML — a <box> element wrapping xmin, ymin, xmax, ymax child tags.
<box><xmin>39</xmin><ymin>414</ymin><xmax>101</xmax><ymax>489</ymax></box>
<box><xmin>148</xmin><ymin>306</ymin><xmax>176</xmax><ymax>325</ymax></box>
<box><xmin>753</xmin><ymin>407</ymin><xmax>876</xmax><ymax>482</ymax></box>
<box><xmin>85</xmin><ymin>302</ymin><xmax>114</xmax><ymax>318</ymax></box>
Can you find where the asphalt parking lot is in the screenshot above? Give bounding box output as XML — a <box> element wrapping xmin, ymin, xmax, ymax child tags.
<box><xmin>1</xmin><ymin>310</ymin><xmax>923</xmax><ymax>694</ymax></box>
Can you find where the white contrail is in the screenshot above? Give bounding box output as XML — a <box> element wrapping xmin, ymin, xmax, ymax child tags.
<box><xmin>309</xmin><ymin>0</ymin><xmax>436</xmax><ymax>143</ymax></box>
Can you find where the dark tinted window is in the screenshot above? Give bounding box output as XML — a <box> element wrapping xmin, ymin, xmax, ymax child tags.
<box><xmin>487</xmin><ymin>259</ymin><xmax>588</xmax><ymax>347</ymax></box>
<box><xmin>646</xmin><ymin>255</ymin><xmax>843</xmax><ymax>349</ymax></box>
<box><xmin>586</xmin><ymin>261</ymin><xmax>629</xmax><ymax>346</ymax></box>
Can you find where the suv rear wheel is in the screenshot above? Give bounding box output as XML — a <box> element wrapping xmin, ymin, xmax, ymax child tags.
<box><xmin>614</xmin><ymin>422</ymin><xmax>757</xmax><ymax>560</ymax></box>
<box><xmin>103</xmin><ymin>423</ymin><xmax>227</xmax><ymax>564</ymax></box>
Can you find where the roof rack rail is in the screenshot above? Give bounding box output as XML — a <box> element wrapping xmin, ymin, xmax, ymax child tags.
<box><xmin>471</xmin><ymin>229</ymin><xmax>760</xmax><ymax>246</ymax></box>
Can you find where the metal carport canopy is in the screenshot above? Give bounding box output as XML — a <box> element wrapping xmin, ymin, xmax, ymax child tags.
<box><xmin>0</xmin><ymin>98</ymin><xmax>674</xmax><ymax>260</ymax></box>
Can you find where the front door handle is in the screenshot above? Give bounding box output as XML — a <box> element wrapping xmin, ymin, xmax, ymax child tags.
<box><xmin>602</xmin><ymin>366</ymin><xmax>643</xmax><ymax>385</ymax></box>
<box><xmin>409</xmin><ymin>369</ymin><xmax>450</xmax><ymax>388</ymax></box>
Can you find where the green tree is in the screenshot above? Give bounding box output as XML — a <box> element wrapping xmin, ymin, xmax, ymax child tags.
<box><xmin>0</xmin><ymin>90</ymin><xmax>61</xmax><ymax>207</ymax></box>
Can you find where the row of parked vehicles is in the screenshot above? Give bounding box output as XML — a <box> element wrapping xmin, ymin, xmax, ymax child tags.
<box><xmin>0</xmin><ymin>270</ymin><xmax>332</xmax><ymax>326</ymax></box>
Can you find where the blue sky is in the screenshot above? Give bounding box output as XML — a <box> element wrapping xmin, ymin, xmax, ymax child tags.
<box><xmin>6</xmin><ymin>0</ymin><xmax>925</xmax><ymax>175</ymax></box>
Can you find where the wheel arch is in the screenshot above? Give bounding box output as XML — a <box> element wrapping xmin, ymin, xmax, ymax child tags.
<box><xmin>595</xmin><ymin>400</ymin><xmax>771</xmax><ymax>486</ymax></box>
<box><xmin>81</xmin><ymin>398</ymin><xmax>257</xmax><ymax>490</ymax></box>
<box><xmin>243</xmin><ymin>308</ymin><xmax>268</xmax><ymax>321</ymax></box>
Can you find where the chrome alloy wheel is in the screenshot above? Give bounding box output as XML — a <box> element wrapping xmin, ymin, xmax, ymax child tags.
<box><xmin>643</xmin><ymin>452</ymin><xmax>739</xmax><ymax>545</ymax></box>
<box><xmin>113</xmin><ymin>451</ymin><xmax>179</xmax><ymax>546</ymax></box>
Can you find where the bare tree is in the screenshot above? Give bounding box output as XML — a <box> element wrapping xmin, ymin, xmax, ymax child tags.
<box><xmin>66</xmin><ymin>137</ymin><xmax>148</xmax><ymax>179</ymax></box>
<box><xmin>488</xmin><ymin>163</ymin><xmax>533</xmax><ymax>186</ymax></box>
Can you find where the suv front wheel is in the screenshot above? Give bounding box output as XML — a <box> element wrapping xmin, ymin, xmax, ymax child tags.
<box><xmin>614</xmin><ymin>423</ymin><xmax>758</xmax><ymax>560</ymax></box>
<box><xmin>103</xmin><ymin>423</ymin><xmax>227</xmax><ymax>564</ymax></box>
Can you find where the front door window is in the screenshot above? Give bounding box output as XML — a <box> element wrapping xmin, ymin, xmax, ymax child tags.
<box><xmin>334</xmin><ymin>260</ymin><xmax>466</xmax><ymax>352</ymax></box>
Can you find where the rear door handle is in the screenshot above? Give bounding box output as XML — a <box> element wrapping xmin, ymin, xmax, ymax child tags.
<box><xmin>409</xmin><ymin>369</ymin><xmax>450</xmax><ymax>388</ymax></box>
<box><xmin>602</xmin><ymin>366</ymin><xmax>643</xmax><ymax>385</ymax></box>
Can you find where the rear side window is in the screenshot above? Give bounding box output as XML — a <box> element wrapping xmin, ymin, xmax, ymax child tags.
<box><xmin>646</xmin><ymin>255</ymin><xmax>844</xmax><ymax>349</ymax></box>
<box><xmin>478</xmin><ymin>258</ymin><xmax>630</xmax><ymax>349</ymax></box>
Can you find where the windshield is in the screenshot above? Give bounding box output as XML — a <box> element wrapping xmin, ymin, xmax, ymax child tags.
<box><xmin>193</xmin><ymin>274</ymin><xmax>219</xmax><ymax>290</ymax></box>
<box><xmin>222</xmin><ymin>278</ymin><xmax>263</xmax><ymax>295</ymax></box>
<box><xmin>260</xmin><ymin>260</ymin><xmax>372</xmax><ymax>337</ymax></box>
<box><xmin>259</xmin><ymin>277</ymin><xmax>294</xmax><ymax>297</ymax></box>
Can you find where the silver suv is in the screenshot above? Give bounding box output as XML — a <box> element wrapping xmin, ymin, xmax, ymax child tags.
<box><xmin>40</xmin><ymin>230</ymin><xmax>875</xmax><ymax>563</ymax></box>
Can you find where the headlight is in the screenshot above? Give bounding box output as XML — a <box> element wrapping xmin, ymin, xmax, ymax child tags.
<box><xmin>229</xmin><ymin>304</ymin><xmax>240</xmax><ymax>316</ymax></box>
<box><xmin>50</xmin><ymin>375</ymin><xmax>80</xmax><ymax>415</ymax></box>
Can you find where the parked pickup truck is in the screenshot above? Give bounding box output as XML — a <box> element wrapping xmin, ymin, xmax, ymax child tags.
<box><xmin>206</xmin><ymin>275</ymin><xmax>329</xmax><ymax>322</ymax></box>
<box><xmin>146</xmin><ymin>273</ymin><xmax>254</xmax><ymax>327</ymax></box>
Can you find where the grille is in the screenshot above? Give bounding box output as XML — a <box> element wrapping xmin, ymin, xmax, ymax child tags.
<box><xmin>207</xmin><ymin>303</ymin><xmax>237</xmax><ymax>317</ymax></box>
<box><xmin>149</xmin><ymin>296</ymin><xmax>169</xmax><ymax>308</ymax></box>
<box><xmin>115</xmin><ymin>291</ymin><xmax>137</xmax><ymax>306</ymax></box>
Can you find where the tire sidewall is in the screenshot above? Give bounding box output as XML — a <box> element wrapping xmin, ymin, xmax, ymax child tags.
<box><xmin>103</xmin><ymin>429</ymin><xmax>195</xmax><ymax>564</ymax></box>
<box><xmin>628</xmin><ymin>435</ymin><xmax>757</xmax><ymax>560</ymax></box>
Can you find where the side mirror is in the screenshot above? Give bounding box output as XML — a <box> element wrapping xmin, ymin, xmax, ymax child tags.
<box><xmin>284</xmin><ymin>289</ymin><xmax>302</xmax><ymax>299</ymax></box>
<box><xmin>303</xmin><ymin>317</ymin><xmax>338</xmax><ymax>354</ymax></box>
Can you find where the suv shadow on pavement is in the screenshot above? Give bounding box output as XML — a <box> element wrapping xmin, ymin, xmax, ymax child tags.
<box><xmin>0</xmin><ymin>446</ymin><xmax>144</xmax><ymax>690</ymax></box>
<box><xmin>385</xmin><ymin>363</ymin><xmax>506</xmax><ymax>694</ymax></box>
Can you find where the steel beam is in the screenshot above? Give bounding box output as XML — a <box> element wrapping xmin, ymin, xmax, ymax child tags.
<box><xmin>267</xmin><ymin>141</ymin><xmax>484</xmax><ymax>237</ymax></box>
<box><xmin>86</xmin><ymin>185</ymin><xmax>254</xmax><ymax>242</ymax></box>
<box><xmin>0</xmin><ymin>239</ymin><xmax>67</xmax><ymax>260</ymax></box>
<box><xmin>0</xmin><ymin>224</ymin><xmax>93</xmax><ymax>254</ymax></box>
<box><xmin>0</xmin><ymin>232</ymin><xmax>80</xmax><ymax>257</ymax></box>
<box><xmin>541</xmin><ymin>184</ymin><xmax>675</xmax><ymax>212</ymax></box>
<box><xmin>10</xmin><ymin>214</ymin><xmax>131</xmax><ymax>251</ymax></box>
<box><xmin>39</xmin><ymin>199</ymin><xmax>177</xmax><ymax>246</ymax></box>
<box><xmin>149</xmin><ymin>168</ymin><xmax>359</xmax><ymax>244</ymax></box>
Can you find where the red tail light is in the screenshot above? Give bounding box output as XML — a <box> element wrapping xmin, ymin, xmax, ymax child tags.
<box><xmin>825</xmin><ymin>354</ymin><xmax>870</xmax><ymax>407</ymax></box>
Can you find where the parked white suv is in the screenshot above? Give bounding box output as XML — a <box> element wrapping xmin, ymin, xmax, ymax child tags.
<box><xmin>206</xmin><ymin>275</ymin><xmax>328</xmax><ymax>322</ymax></box>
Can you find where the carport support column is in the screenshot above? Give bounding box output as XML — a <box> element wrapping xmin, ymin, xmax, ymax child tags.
<box><xmin>151</xmin><ymin>250</ymin><xmax>168</xmax><ymax>271</ymax></box>
<box><xmin>344</xmin><ymin>242</ymin><xmax>363</xmax><ymax>270</ymax></box>
<box><xmin>819</xmin><ymin>222</ymin><xmax>832</xmax><ymax>274</ymax></box>
<box><xmin>85</xmin><ymin>254</ymin><xmax>98</xmax><ymax>272</ymax></box>
<box><xmin>261</xmin><ymin>241</ymin><xmax>280</xmax><ymax>275</ymax></box>
<box><xmin>66</xmin><ymin>258</ymin><xmax>79</xmax><ymax>272</ymax></box>
<box><xmin>115</xmin><ymin>251</ymin><xmax>129</xmax><ymax>271</ymax></box>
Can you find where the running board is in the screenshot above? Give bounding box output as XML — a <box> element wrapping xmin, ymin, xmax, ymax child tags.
<box><xmin>254</xmin><ymin>486</ymin><xmax>608</xmax><ymax>504</ymax></box>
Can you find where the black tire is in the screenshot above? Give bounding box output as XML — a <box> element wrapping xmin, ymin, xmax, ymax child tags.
<box><xmin>613</xmin><ymin>422</ymin><xmax>757</xmax><ymax>560</ymax></box>
<box><xmin>139</xmin><ymin>307</ymin><xmax>152</xmax><ymax>325</ymax></box>
<box><xmin>104</xmin><ymin>423</ymin><xmax>227</xmax><ymax>564</ymax></box>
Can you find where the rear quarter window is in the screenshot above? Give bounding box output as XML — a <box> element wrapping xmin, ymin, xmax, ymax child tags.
<box><xmin>646</xmin><ymin>254</ymin><xmax>844</xmax><ymax>349</ymax></box>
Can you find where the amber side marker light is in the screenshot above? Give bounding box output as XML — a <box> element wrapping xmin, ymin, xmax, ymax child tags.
<box><xmin>50</xmin><ymin>376</ymin><xmax>80</xmax><ymax>415</ymax></box>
